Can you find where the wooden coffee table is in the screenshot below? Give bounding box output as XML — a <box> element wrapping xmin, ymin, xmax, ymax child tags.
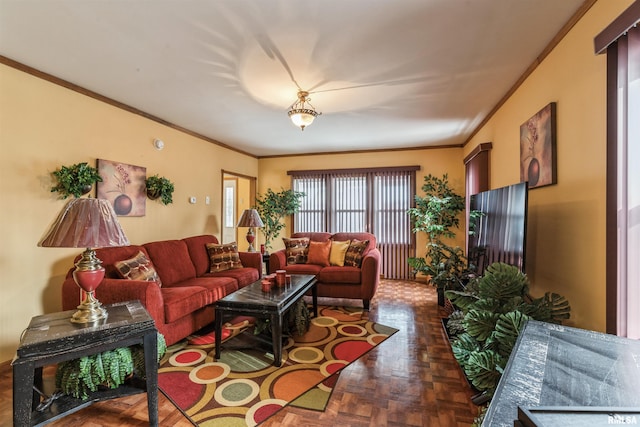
<box><xmin>214</xmin><ymin>274</ymin><xmax>318</xmax><ymax>367</ymax></box>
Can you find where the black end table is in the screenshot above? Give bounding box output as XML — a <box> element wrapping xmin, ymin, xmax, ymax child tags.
<box><xmin>214</xmin><ymin>274</ymin><xmax>317</xmax><ymax>367</ymax></box>
<box><xmin>12</xmin><ymin>300</ymin><xmax>159</xmax><ymax>427</ymax></box>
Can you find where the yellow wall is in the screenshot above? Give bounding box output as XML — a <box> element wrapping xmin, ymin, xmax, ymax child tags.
<box><xmin>0</xmin><ymin>64</ymin><xmax>258</xmax><ymax>361</ymax></box>
<box><xmin>464</xmin><ymin>0</ymin><xmax>632</xmax><ymax>333</ymax></box>
<box><xmin>257</xmin><ymin>149</ymin><xmax>464</xmax><ymax>254</ymax></box>
<box><xmin>0</xmin><ymin>0</ymin><xmax>630</xmax><ymax>362</ymax></box>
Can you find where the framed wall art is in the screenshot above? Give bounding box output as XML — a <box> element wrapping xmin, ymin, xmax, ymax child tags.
<box><xmin>520</xmin><ymin>102</ymin><xmax>557</xmax><ymax>189</ymax></box>
<box><xmin>97</xmin><ymin>159</ymin><xmax>146</xmax><ymax>216</ymax></box>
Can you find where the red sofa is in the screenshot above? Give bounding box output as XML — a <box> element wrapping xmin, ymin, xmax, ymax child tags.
<box><xmin>61</xmin><ymin>235</ymin><xmax>261</xmax><ymax>345</ymax></box>
<box><xmin>269</xmin><ymin>232</ymin><xmax>380</xmax><ymax>309</ymax></box>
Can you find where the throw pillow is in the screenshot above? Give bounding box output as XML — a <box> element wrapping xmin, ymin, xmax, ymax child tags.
<box><xmin>329</xmin><ymin>240</ymin><xmax>351</xmax><ymax>266</ymax></box>
<box><xmin>283</xmin><ymin>237</ymin><xmax>310</xmax><ymax>265</ymax></box>
<box><xmin>344</xmin><ymin>240</ymin><xmax>369</xmax><ymax>268</ymax></box>
<box><xmin>114</xmin><ymin>250</ymin><xmax>163</xmax><ymax>287</ymax></box>
<box><xmin>306</xmin><ymin>240</ymin><xmax>331</xmax><ymax>266</ymax></box>
<box><xmin>206</xmin><ymin>242</ymin><xmax>244</xmax><ymax>273</ymax></box>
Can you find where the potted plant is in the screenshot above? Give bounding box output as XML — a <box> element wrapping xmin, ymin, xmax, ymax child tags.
<box><xmin>55</xmin><ymin>334</ymin><xmax>166</xmax><ymax>400</ymax></box>
<box><xmin>50</xmin><ymin>162</ymin><xmax>102</xmax><ymax>199</ymax></box>
<box><xmin>254</xmin><ymin>188</ymin><xmax>305</xmax><ymax>252</ymax></box>
<box><xmin>407</xmin><ymin>174</ymin><xmax>471</xmax><ymax>304</ymax></box>
<box><xmin>444</xmin><ymin>262</ymin><xmax>570</xmax><ymax>399</ymax></box>
<box><xmin>145</xmin><ymin>175</ymin><xmax>174</xmax><ymax>205</ymax></box>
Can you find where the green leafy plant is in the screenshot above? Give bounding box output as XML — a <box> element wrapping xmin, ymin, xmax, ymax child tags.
<box><xmin>445</xmin><ymin>262</ymin><xmax>570</xmax><ymax>396</ymax></box>
<box><xmin>254</xmin><ymin>188</ymin><xmax>305</xmax><ymax>251</ymax></box>
<box><xmin>55</xmin><ymin>334</ymin><xmax>167</xmax><ymax>400</ymax></box>
<box><xmin>145</xmin><ymin>174</ymin><xmax>174</xmax><ymax>205</ymax></box>
<box><xmin>50</xmin><ymin>162</ymin><xmax>102</xmax><ymax>199</ymax></box>
<box><xmin>407</xmin><ymin>174</ymin><xmax>475</xmax><ymax>295</ymax></box>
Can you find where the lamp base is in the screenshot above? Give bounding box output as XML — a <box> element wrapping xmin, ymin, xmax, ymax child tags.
<box><xmin>70</xmin><ymin>248</ymin><xmax>108</xmax><ymax>324</ymax></box>
<box><xmin>246</xmin><ymin>228</ymin><xmax>256</xmax><ymax>252</ymax></box>
<box><xmin>71</xmin><ymin>291</ymin><xmax>107</xmax><ymax>323</ymax></box>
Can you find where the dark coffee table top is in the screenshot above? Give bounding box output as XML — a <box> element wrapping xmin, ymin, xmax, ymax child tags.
<box><xmin>215</xmin><ymin>274</ymin><xmax>316</xmax><ymax>313</ymax></box>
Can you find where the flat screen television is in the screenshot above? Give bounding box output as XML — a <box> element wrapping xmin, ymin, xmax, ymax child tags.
<box><xmin>468</xmin><ymin>182</ymin><xmax>528</xmax><ymax>276</ymax></box>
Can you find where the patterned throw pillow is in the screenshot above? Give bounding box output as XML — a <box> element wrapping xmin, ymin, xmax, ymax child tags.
<box><xmin>344</xmin><ymin>240</ymin><xmax>369</xmax><ymax>268</ymax></box>
<box><xmin>114</xmin><ymin>250</ymin><xmax>163</xmax><ymax>287</ymax></box>
<box><xmin>329</xmin><ymin>240</ymin><xmax>351</xmax><ymax>266</ymax></box>
<box><xmin>206</xmin><ymin>242</ymin><xmax>244</xmax><ymax>273</ymax></box>
<box><xmin>306</xmin><ymin>240</ymin><xmax>331</xmax><ymax>267</ymax></box>
<box><xmin>283</xmin><ymin>237</ymin><xmax>310</xmax><ymax>265</ymax></box>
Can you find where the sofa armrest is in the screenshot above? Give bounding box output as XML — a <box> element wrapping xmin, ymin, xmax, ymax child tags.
<box><xmin>360</xmin><ymin>248</ymin><xmax>381</xmax><ymax>300</ymax></box>
<box><xmin>238</xmin><ymin>251</ymin><xmax>263</xmax><ymax>278</ymax></box>
<box><xmin>269</xmin><ymin>250</ymin><xmax>287</xmax><ymax>272</ymax></box>
<box><xmin>62</xmin><ymin>277</ymin><xmax>166</xmax><ymax>326</ymax></box>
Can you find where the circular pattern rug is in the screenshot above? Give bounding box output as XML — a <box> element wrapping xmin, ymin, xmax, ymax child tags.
<box><xmin>158</xmin><ymin>305</ymin><xmax>397</xmax><ymax>426</ymax></box>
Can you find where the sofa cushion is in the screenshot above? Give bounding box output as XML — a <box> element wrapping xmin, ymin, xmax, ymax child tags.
<box><xmin>283</xmin><ymin>237</ymin><xmax>310</xmax><ymax>265</ymax></box>
<box><xmin>317</xmin><ymin>266</ymin><xmax>362</xmax><ymax>284</ymax></box>
<box><xmin>144</xmin><ymin>240</ymin><xmax>197</xmax><ymax>286</ymax></box>
<box><xmin>160</xmin><ymin>285</ymin><xmax>210</xmax><ymax>323</ymax></box>
<box><xmin>167</xmin><ymin>276</ymin><xmax>238</xmax><ymax>305</ymax></box>
<box><xmin>206</xmin><ymin>242</ymin><xmax>243</xmax><ymax>272</ymax></box>
<box><xmin>92</xmin><ymin>245</ymin><xmax>149</xmax><ymax>279</ymax></box>
<box><xmin>203</xmin><ymin>267</ymin><xmax>259</xmax><ymax>288</ymax></box>
<box><xmin>183</xmin><ymin>234</ymin><xmax>219</xmax><ymax>276</ymax></box>
<box><xmin>344</xmin><ymin>240</ymin><xmax>369</xmax><ymax>268</ymax></box>
<box><xmin>114</xmin><ymin>250</ymin><xmax>163</xmax><ymax>287</ymax></box>
<box><xmin>307</xmin><ymin>240</ymin><xmax>331</xmax><ymax>266</ymax></box>
<box><xmin>291</xmin><ymin>232</ymin><xmax>332</xmax><ymax>242</ymax></box>
<box><xmin>329</xmin><ymin>240</ymin><xmax>351</xmax><ymax>266</ymax></box>
<box><xmin>331</xmin><ymin>232</ymin><xmax>376</xmax><ymax>256</ymax></box>
<box><xmin>281</xmin><ymin>263</ymin><xmax>324</xmax><ymax>275</ymax></box>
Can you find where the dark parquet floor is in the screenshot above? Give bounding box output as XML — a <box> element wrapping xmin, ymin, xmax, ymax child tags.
<box><xmin>0</xmin><ymin>279</ymin><xmax>479</xmax><ymax>426</ymax></box>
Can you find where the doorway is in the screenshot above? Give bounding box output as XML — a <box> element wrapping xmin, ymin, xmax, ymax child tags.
<box><xmin>221</xmin><ymin>171</ymin><xmax>256</xmax><ymax>248</ymax></box>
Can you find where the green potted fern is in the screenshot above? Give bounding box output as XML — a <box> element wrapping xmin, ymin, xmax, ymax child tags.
<box><xmin>444</xmin><ymin>262</ymin><xmax>570</xmax><ymax>398</ymax></box>
<box><xmin>55</xmin><ymin>334</ymin><xmax>166</xmax><ymax>400</ymax></box>
<box><xmin>50</xmin><ymin>162</ymin><xmax>102</xmax><ymax>199</ymax></box>
<box><xmin>146</xmin><ymin>175</ymin><xmax>174</xmax><ymax>205</ymax></box>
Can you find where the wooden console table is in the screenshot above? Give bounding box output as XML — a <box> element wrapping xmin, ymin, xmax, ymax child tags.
<box><xmin>12</xmin><ymin>300</ymin><xmax>159</xmax><ymax>427</ymax></box>
<box><xmin>483</xmin><ymin>320</ymin><xmax>640</xmax><ymax>426</ymax></box>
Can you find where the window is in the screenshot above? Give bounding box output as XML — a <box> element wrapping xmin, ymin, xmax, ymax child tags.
<box><xmin>290</xmin><ymin>166</ymin><xmax>419</xmax><ymax>279</ymax></box>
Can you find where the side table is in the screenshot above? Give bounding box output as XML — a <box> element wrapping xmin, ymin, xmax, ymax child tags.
<box><xmin>12</xmin><ymin>300</ymin><xmax>159</xmax><ymax>427</ymax></box>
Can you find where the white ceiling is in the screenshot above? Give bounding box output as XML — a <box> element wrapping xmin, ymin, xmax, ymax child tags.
<box><xmin>0</xmin><ymin>0</ymin><xmax>587</xmax><ymax>157</ymax></box>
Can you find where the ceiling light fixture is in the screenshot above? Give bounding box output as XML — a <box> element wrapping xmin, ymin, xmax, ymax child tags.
<box><xmin>287</xmin><ymin>90</ymin><xmax>321</xmax><ymax>131</ymax></box>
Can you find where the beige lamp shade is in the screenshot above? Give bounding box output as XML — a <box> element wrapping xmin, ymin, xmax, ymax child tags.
<box><xmin>236</xmin><ymin>209</ymin><xmax>264</xmax><ymax>228</ymax></box>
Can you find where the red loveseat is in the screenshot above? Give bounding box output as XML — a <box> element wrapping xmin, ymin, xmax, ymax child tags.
<box><xmin>61</xmin><ymin>235</ymin><xmax>261</xmax><ymax>345</ymax></box>
<box><xmin>269</xmin><ymin>232</ymin><xmax>380</xmax><ymax>309</ymax></box>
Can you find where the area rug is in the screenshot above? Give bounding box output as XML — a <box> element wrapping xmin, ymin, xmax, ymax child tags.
<box><xmin>158</xmin><ymin>305</ymin><xmax>398</xmax><ymax>426</ymax></box>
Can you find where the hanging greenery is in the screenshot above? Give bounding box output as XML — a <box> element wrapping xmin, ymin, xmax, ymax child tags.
<box><xmin>55</xmin><ymin>333</ymin><xmax>167</xmax><ymax>400</ymax></box>
<box><xmin>145</xmin><ymin>175</ymin><xmax>175</xmax><ymax>205</ymax></box>
<box><xmin>50</xmin><ymin>162</ymin><xmax>102</xmax><ymax>199</ymax></box>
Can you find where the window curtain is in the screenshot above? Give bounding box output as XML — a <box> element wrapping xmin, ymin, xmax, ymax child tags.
<box><xmin>290</xmin><ymin>166</ymin><xmax>418</xmax><ymax>279</ymax></box>
<box><xmin>596</xmin><ymin>2</ymin><xmax>640</xmax><ymax>338</ymax></box>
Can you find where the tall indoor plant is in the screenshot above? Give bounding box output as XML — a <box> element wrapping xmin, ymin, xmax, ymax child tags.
<box><xmin>407</xmin><ymin>173</ymin><xmax>470</xmax><ymax>304</ymax></box>
<box><xmin>254</xmin><ymin>188</ymin><xmax>305</xmax><ymax>252</ymax></box>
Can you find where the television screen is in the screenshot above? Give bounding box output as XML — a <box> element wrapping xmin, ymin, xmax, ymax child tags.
<box><xmin>468</xmin><ymin>182</ymin><xmax>528</xmax><ymax>275</ymax></box>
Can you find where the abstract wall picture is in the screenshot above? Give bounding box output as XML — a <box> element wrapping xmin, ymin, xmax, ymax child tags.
<box><xmin>520</xmin><ymin>102</ymin><xmax>557</xmax><ymax>189</ymax></box>
<box><xmin>97</xmin><ymin>159</ymin><xmax>146</xmax><ymax>216</ymax></box>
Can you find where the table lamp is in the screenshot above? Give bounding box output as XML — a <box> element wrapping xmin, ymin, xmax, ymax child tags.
<box><xmin>39</xmin><ymin>198</ymin><xmax>130</xmax><ymax>323</ymax></box>
<box><xmin>236</xmin><ymin>208</ymin><xmax>264</xmax><ymax>252</ymax></box>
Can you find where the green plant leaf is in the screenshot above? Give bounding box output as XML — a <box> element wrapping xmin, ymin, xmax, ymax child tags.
<box><xmin>451</xmin><ymin>332</ymin><xmax>480</xmax><ymax>367</ymax></box>
<box><xmin>494</xmin><ymin>311</ymin><xmax>530</xmax><ymax>357</ymax></box>
<box><xmin>477</xmin><ymin>263</ymin><xmax>529</xmax><ymax>300</ymax></box>
<box><xmin>464</xmin><ymin>309</ymin><xmax>499</xmax><ymax>342</ymax></box>
<box><xmin>464</xmin><ymin>350</ymin><xmax>504</xmax><ymax>392</ymax></box>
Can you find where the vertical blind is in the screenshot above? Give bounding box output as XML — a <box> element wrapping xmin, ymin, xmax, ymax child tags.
<box><xmin>596</xmin><ymin>2</ymin><xmax>640</xmax><ymax>338</ymax></box>
<box><xmin>290</xmin><ymin>166</ymin><xmax>418</xmax><ymax>279</ymax></box>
